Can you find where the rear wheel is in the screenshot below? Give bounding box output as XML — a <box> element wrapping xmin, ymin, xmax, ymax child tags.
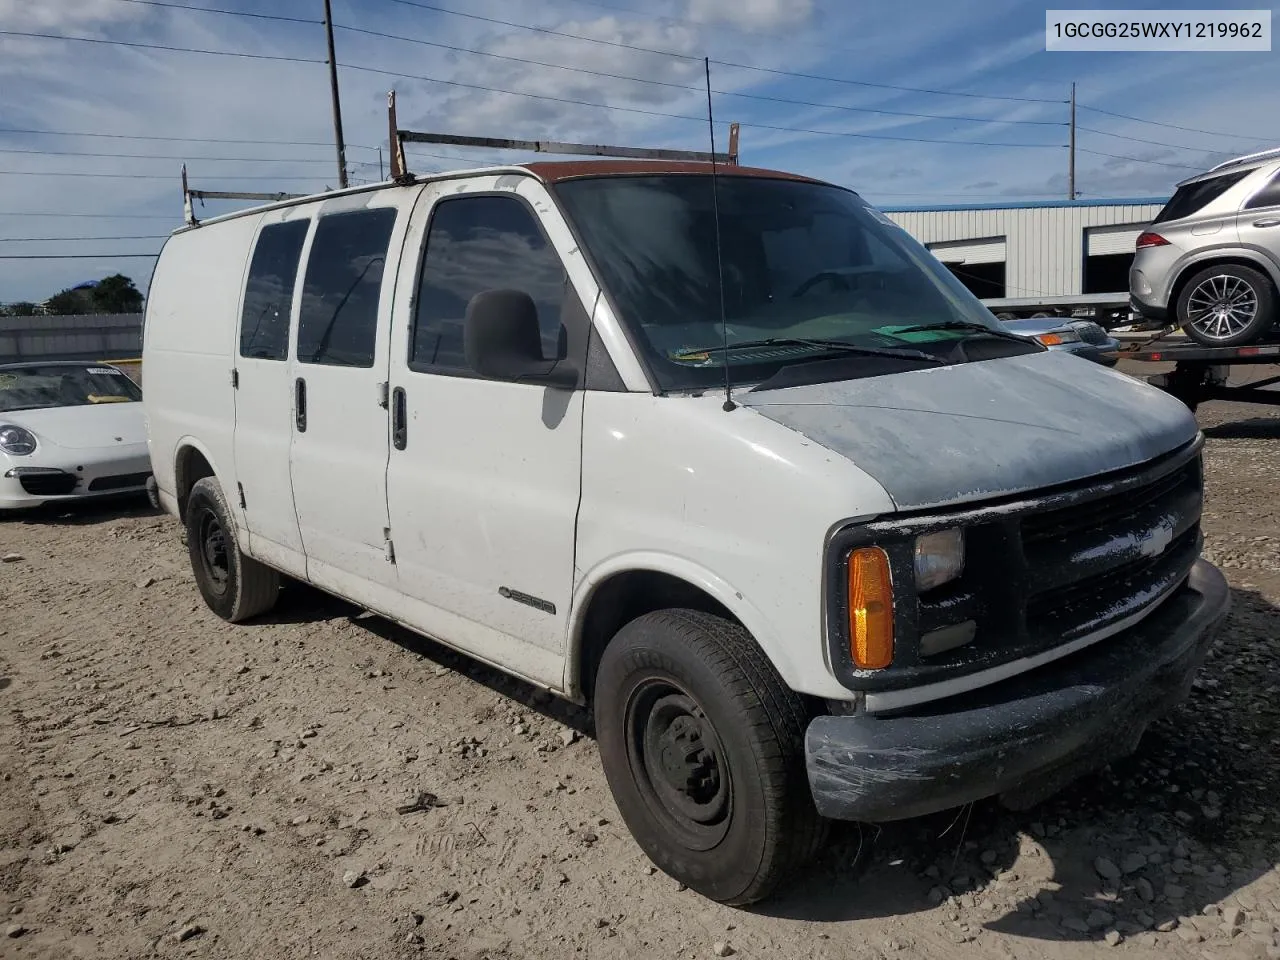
<box><xmin>594</xmin><ymin>609</ymin><xmax>826</xmax><ymax>905</ymax></box>
<box><xmin>185</xmin><ymin>476</ymin><xmax>279</xmax><ymax>622</ymax></box>
<box><xmin>1178</xmin><ymin>264</ymin><xmax>1275</xmax><ymax>347</ymax></box>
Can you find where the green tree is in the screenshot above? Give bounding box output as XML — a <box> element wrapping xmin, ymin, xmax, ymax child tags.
<box><xmin>6</xmin><ymin>302</ymin><xmax>37</xmax><ymax>317</ymax></box>
<box><xmin>46</xmin><ymin>288</ymin><xmax>93</xmax><ymax>315</ymax></box>
<box><xmin>90</xmin><ymin>274</ymin><xmax>144</xmax><ymax>314</ymax></box>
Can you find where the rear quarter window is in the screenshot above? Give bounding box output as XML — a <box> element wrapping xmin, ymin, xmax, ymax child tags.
<box><xmin>239</xmin><ymin>219</ymin><xmax>309</xmax><ymax>361</ymax></box>
<box><xmin>296</xmin><ymin>208</ymin><xmax>398</xmax><ymax>368</ymax></box>
<box><xmin>1154</xmin><ymin>170</ymin><xmax>1249</xmax><ymax>224</ymax></box>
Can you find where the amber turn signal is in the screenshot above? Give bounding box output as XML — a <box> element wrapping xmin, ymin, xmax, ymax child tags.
<box><xmin>848</xmin><ymin>547</ymin><xmax>893</xmax><ymax>669</ymax></box>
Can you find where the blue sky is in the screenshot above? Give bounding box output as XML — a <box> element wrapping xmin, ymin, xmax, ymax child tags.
<box><xmin>0</xmin><ymin>0</ymin><xmax>1277</xmax><ymax>302</ymax></box>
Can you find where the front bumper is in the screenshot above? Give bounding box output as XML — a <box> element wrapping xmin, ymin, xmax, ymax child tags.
<box><xmin>1056</xmin><ymin>338</ymin><xmax>1121</xmax><ymax>366</ymax></box>
<box><xmin>805</xmin><ymin>559</ymin><xmax>1229</xmax><ymax>822</ymax></box>
<box><xmin>0</xmin><ymin>449</ymin><xmax>152</xmax><ymax>510</ymax></box>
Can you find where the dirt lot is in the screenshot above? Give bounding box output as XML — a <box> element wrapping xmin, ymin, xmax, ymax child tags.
<box><xmin>3</xmin><ymin>362</ymin><xmax>1280</xmax><ymax>960</ymax></box>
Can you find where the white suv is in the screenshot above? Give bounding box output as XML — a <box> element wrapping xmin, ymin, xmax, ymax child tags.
<box><xmin>144</xmin><ymin>160</ymin><xmax>1228</xmax><ymax>904</ymax></box>
<box><xmin>1132</xmin><ymin>148</ymin><xmax>1280</xmax><ymax>346</ymax></box>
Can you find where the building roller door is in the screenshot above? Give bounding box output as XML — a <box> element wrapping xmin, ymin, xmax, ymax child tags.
<box><xmin>1086</xmin><ymin>224</ymin><xmax>1145</xmax><ymax>256</ymax></box>
<box><xmin>927</xmin><ymin>236</ymin><xmax>1007</xmax><ymax>265</ymax></box>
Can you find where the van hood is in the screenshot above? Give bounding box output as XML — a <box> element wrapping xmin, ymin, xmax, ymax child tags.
<box><xmin>740</xmin><ymin>351</ymin><xmax>1198</xmax><ymax>512</ymax></box>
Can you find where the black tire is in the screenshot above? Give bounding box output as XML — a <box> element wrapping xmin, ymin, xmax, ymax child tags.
<box><xmin>594</xmin><ymin>609</ymin><xmax>826</xmax><ymax>905</ymax></box>
<box><xmin>1178</xmin><ymin>264</ymin><xmax>1276</xmax><ymax>347</ymax></box>
<box><xmin>185</xmin><ymin>476</ymin><xmax>279</xmax><ymax>622</ymax></box>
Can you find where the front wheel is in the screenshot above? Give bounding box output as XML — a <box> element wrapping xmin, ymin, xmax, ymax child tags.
<box><xmin>594</xmin><ymin>610</ymin><xmax>826</xmax><ymax>905</ymax></box>
<box><xmin>1178</xmin><ymin>264</ymin><xmax>1276</xmax><ymax>347</ymax></box>
<box><xmin>185</xmin><ymin>476</ymin><xmax>279</xmax><ymax>622</ymax></box>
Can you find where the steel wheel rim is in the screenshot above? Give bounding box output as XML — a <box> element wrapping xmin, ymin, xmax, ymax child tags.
<box><xmin>197</xmin><ymin>509</ymin><xmax>230</xmax><ymax>596</ymax></box>
<box><xmin>1186</xmin><ymin>275</ymin><xmax>1258</xmax><ymax>340</ymax></box>
<box><xmin>624</xmin><ymin>676</ymin><xmax>732</xmax><ymax>851</ymax></box>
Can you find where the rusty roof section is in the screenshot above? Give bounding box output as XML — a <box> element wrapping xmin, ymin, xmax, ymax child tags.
<box><xmin>520</xmin><ymin>159</ymin><xmax>829</xmax><ymax>185</ymax></box>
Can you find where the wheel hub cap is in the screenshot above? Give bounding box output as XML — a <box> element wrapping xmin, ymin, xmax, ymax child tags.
<box><xmin>1187</xmin><ymin>275</ymin><xmax>1258</xmax><ymax>340</ymax></box>
<box><xmin>200</xmin><ymin>513</ymin><xmax>229</xmax><ymax>589</ymax></box>
<box><xmin>626</xmin><ymin>682</ymin><xmax>732</xmax><ymax>847</ymax></box>
<box><xmin>656</xmin><ymin>714</ymin><xmax>721</xmax><ymax>803</ymax></box>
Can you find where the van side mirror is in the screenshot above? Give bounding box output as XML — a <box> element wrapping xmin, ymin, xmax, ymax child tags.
<box><xmin>464</xmin><ymin>289</ymin><xmax>577</xmax><ymax>388</ymax></box>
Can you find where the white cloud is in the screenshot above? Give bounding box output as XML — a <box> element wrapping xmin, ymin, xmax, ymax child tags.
<box><xmin>684</xmin><ymin>0</ymin><xmax>813</xmax><ymax>32</ymax></box>
<box><xmin>0</xmin><ymin>0</ymin><xmax>144</xmax><ymax>31</ymax></box>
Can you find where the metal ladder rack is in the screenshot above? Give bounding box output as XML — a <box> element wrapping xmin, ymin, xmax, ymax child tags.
<box><xmin>383</xmin><ymin>91</ymin><xmax>739</xmax><ymax>183</ymax></box>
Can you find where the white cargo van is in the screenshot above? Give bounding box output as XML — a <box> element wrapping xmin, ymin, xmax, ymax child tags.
<box><xmin>143</xmin><ymin>160</ymin><xmax>1229</xmax><ymax>905</ymax></box>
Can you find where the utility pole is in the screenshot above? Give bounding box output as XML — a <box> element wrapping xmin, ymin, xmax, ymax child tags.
<box><xmin>1064</xmin><ymin>81</ymin><xmax>1075</xmax><ymax>202</ymax></box>
<box><xmin>322</xmin><ymin>0</ymin><xmax>348</xmax><ymax>189</ymax></box>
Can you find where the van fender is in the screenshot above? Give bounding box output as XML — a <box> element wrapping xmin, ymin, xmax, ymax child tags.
<box><xmin>171</xmin><ymin>434</ymin><xmax>249</xmax><ymax>554</ymax></box>
<box><xmin>565</xmin><ymin>551</ymin><xmax>802</xmax><ymax>698</ymax></box>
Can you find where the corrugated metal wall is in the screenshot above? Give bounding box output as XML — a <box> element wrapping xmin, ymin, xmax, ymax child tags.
<box><xmin>885</xmin><ymin>203</ymin><xmax>1165</xmax><ymax>298</ymax></box>
<box><xmin>0</xmin><ymin>313</ymin><xmax>143</xmax><ymax>363</ymax></box>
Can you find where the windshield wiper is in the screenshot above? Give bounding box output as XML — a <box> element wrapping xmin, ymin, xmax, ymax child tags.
<box><xmin>890</xmin><ymin>319</ymin><xmax>1038</xmax><ymax>345</ymax></box>
<box><xmin>675</xmin><ymin>337</ymin><xmax>945</xmax><ymax>366</ymax></box>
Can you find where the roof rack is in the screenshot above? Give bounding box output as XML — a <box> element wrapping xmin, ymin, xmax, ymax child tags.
<box><xmin>384</xmin><ymin>90</ymin><xmax>739</xmax><ymax>184</ymax></box>
<box><xmin>181</xmin><ymin>164</ymin><xmax>306</xmax><ymax>226</ymax></box>
<box><xmin>1208</xmin><ymin>146</ymin><xmax>1280</xmax><ymax>173</ymax></box>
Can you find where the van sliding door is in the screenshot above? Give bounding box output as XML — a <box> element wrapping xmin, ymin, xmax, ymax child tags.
<box><xmin>286</xmin><ymin>194</ymin><xmax>412</xmax><ymax>595</ymax></box>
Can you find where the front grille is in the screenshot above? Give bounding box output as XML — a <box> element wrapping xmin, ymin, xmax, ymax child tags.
<box><xmin>88</xmin><ymin>471</ymin><xmax>151</xmax><ymax>492</ymax></box>
<box><xmin>19</xmin><ymin>473</ymin><xmax>78</xmax><ymax>496</ymax></box>
<box><xmin>1022</xmin><ymin>457</ymin><xmax>1195</xmax><ymax>545</ymax></box>
<box><xmin>1026</xmin><ymin>526</ymin><xmax>1200</xmax><ymax>640</ymax></box>
<box><xmin>1020</xmin><ymin>456</ymin><xmax>1201</xmax><ymax>643</ymax></box>
<box><xmin>1071</xmin><ymin>321</ymin><xmax>1110</xmax><ymax>346</ymax></box>
<box><xmin>826</xmin><ymin>440</ymin><xmax>1206</xmax><ymax>693</ymax></box>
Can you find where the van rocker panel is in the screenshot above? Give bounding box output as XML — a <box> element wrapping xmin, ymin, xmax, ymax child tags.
<box><xmin>805</xmin><ymin>558</ymin><xmax>1229</xmax><ymax>822</ymax></box>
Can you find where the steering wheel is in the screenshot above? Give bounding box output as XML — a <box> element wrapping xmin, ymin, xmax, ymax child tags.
<box><xmin>790</xmin><ymin>270</ymin><xmax>854</xmax><ymax>299</ymax></box>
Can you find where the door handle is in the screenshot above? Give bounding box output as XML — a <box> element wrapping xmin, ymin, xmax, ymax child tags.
<box><xmin>391</xmin><ymin>386</ymin><xmax>407</xmax><ymax>450</ymax></box>
<box><xmin>1253</xmin><ymin>218</ymin><xmax>1280</xmax><ymax>228</ymax></box>
<box><xmin>295</xmin><ymin>377</ymin><xmax>307</xmax><ymax>433</ymax></box>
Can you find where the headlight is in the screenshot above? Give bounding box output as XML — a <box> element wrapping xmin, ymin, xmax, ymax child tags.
<box><xmin>0</xmin><ymin>425</ymin><xmax>36</xmax><ymax>456</ymax></box>
<box><xmin>1034</xmin><ymin>329</ymin><xmax>1081</xmax><ymax>346</ymax></box>
<box><xmin>915</xmin><ymin>528</ymin><xmax>964</xmax><ymax>591</ymax></box>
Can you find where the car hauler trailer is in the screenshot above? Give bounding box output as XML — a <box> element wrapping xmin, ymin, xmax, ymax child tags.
<box><xmin>1121</xmin><ymin>338</ymin><xmax>1280</xmax><ymax>412</ymax></box>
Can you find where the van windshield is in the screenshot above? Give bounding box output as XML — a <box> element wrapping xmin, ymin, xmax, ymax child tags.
<box><xmin>554</xmin><ymin>175</ymin><xmax>1026</xmax><ymax>391</ymax></box>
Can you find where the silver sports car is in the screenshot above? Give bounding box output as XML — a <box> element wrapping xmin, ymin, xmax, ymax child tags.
<box><xmin>0</xmin><ymin>361</ymin><xmax>151</xmax><ymax>511</ymax></box>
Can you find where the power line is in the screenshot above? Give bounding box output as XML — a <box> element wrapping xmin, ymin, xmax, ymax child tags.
<box><xmin>382</xmin><ymin>0</ymin><xmax>1066</xmax><ymax>104</ymax></box>
<box><xmin>383</xmin><ymin>0</ymin><xmax>695</xmax><ymax>60</ymax></box>
<box><xmin>1078</xmin><ymin>125</ymin><xmax>1248</xmax><ymax>154</ymax></box>
<box><xmin>105</xmin><ymin>0</ymin><xmax>321</xmax><ymax>24</ymax></box>
<box><xmin>342</xmin><ymin>62</ymin><xmax>1063</xmax><ymax>148</ymax></box>
<box><xmin>1076</xmin><ymin>147</ymin><xmax>1202</xmax><ymax>170</ymax></box>
<box><xmin>0</xmin><ymin>235</ymin><xmax>168</xmax><ymax>242</ymax></box>
<box><xmin>336</xmin><ymin>23</ymin><xmax>1065</xmax><ymax>126</ymax></box>
<box><xmin>0</xmin><ymin>253</ymin><xmax>160</xmax><ymax>259</ymax></box>
<box><xmin>0</xmin><ymin>170</ymin><xmax>329</xmax><ymax>181</ymax></box>
<box><xmin>0</xmin><ymin>30</ymin><xmax>326</xmax><ymax>65</ymax></box>
<box><xmin>0</xmin><ymin>147</ymin><xmax>341</xmax><ymax>164</ymax></box>
<box><xmin>0</xmin><ymin>212</ymin><xmax>177</xmax><ymax>219</ymax></box>
<box><xmin>711</xmin><ymin>61</ymin><xmax>1064</xmax><ymax>104</ymax></box>
<box><xmin>1077</xmin><ymin>105</ymin><xmax>1266</xmax><ymax>142</ymax></box>
<box><xmin>0</xmin><ymin>126</ymin><xmax>379</xmax><ymax>151</ymax></box>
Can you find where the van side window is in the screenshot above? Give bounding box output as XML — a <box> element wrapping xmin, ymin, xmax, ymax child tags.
<box><xmin>296</xmin><ymin>208</ymin><xmax>398</xmax><ymax>368</ymax></box>
<box><xmin>239</xmin><ymin>219</ymin><xmax>309</xmax><ymax>361</ymax></box>
<box><xmin>410</xmin><ymin>195</ymin><xmax>567</xmax><ymax>374</ymax></box>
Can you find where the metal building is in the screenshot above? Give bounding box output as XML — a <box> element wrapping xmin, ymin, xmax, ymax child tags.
<box><xmin>882</xmin><ymin>198</ymin><xmax>1168</xmax><ymax>301</ymax></box>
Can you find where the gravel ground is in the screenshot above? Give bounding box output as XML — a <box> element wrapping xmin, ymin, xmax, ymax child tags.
<box><xmin>2</xmin><ymin>362</ymin><xmax>1280</xmax><ymax>960</ymax></box>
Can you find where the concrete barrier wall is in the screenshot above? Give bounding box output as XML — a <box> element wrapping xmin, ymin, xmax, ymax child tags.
<box><xmin>0</xmin><ymin>313</ymin><xmax>143</xmax><ymax>364</ymax></box>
